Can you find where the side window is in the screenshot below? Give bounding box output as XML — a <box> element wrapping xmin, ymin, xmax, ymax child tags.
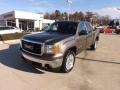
<box><xmin>0</xmin><ymin>27</ymin><xmax>3</xmax><ymax>30</ymax></box>
<box><xmin>0</xmin><ymin>27</ymin><xmax>6</xmax><ymax>30</ymax></box>
<box><xmin>4</xmin><ymin>27</ymin><xmax>10</xmax><ymax>30</ymax></box>
<box><xmin>79</xmin><ymin>22</ymin><xmax>87</xmax><ymax>32</ymax></box>
<box><xmin>50</xmin><ymin>23</ymin><xmax>58</xmax><ymax>31</ymax></box>
<box><xmin>85</xmin><ymin>22</ymin><xmax>93</xmax><ymax>33</ymax></box>
<box><xmin>0</xmin><ymin>27</ymin><xmax>14</xmax><ymax>30</ymax></box>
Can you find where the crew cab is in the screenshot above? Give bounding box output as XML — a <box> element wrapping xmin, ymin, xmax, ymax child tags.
<box><xmin>20</xmin><ymin>21</ymin><xmax>100</xmax><ymax>73</ymax></box>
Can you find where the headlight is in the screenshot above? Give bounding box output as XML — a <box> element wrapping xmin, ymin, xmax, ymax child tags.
<box><xmin>46</xmin><ymin>45</ymin><xmax>54</xmax><ymax>53</ymax></box>
<box><xmin>45</xmin><ymin>45</ymin><xmax>59</xmax><ymax>55</ymax></box>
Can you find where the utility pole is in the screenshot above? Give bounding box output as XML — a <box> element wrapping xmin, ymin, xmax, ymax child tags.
<box><xmin>67</xmin><ymin>0</ymin><xmax>72</xmax><ymax>21</ymax></box>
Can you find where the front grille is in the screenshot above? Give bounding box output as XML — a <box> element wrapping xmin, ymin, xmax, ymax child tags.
<box><xmin>22</xmin><ymin>40</ymin><xmax>42</xmax><ymax>55</ymax></box>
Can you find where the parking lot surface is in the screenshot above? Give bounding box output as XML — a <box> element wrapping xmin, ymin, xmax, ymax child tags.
<box><xmin>0</xmin><ymin>34</ymin><xmax>120</xmax><ymax>90</ymax></box>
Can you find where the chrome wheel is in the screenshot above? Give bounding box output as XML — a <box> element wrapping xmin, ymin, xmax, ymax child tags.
<box><xmin>90</xmin><ymin>41</ymin><xmax>98</xmax><ymax>50</ymax></box>
<box><xmin>61</xmin><ymin>50</ymin><xmax>75</xmax><ymax>73</ymax></box>
<box><xmin>95</xmin><ymin>41</ymin><xmax>98</xmax><ymax>49</ymax></box>
<box><xmin>66</xmin><ymin>54</ymin><xmax>74</xmax><ymax>70</ymax></box>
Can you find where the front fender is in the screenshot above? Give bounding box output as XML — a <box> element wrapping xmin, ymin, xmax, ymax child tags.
<box><xmin>60</xmin><ymin>36</ymin><xmax>76</xmax><ymax>55</ymax></box>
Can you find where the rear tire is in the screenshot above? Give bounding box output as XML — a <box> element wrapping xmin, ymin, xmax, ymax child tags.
<box><xmin>115</xmin><ymin>29</ymin><xmax>120</xmax><ymax>34</ymax></box>
<box><xmin>116</xmin><ymin>32</ymin><xmax>120</xmax><ymax>34</ymax></box>
<box><xmin>90</xmin><ymin>41</ymin><xmax>98</xmax><ymax>50</ymax></box>
<box><xmin>60</xmin><ymin>50</ymin><xmax>75</xmax><ymax>73</ymax></box>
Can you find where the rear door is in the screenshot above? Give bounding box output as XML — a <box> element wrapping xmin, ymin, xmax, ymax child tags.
<box><xmin>76</xmin><ymin>22</ymin><xmax>87</xmax><ymax>53</ymax></box>
<box><xmin>85</xmin><ymin>22</ymin><xmax>94</xmax><ymax>48</ymax></box>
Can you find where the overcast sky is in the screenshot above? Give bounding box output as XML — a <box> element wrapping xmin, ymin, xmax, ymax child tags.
<box><xmin>0</xmin><ymin>0</ymin><xmax>120</xmax><ymax>18</ymax></box>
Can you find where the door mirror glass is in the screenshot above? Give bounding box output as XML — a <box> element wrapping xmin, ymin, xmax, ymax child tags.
<box><xmin>79</xmin><ymin>30</ymin><xmax>88</xmax><ymax>35</ymax></box>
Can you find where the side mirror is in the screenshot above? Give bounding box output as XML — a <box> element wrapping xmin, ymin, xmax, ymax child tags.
<box><xmin>79</xmin><ymin>30</ymin><xmax>88</xmax><ymax>35</ymax></box>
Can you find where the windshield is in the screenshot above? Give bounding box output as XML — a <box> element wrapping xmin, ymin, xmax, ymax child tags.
<box><xmin>45</xmin><ymin>21</ymin><xmax>79</xmax><ymax>35</ymax></box>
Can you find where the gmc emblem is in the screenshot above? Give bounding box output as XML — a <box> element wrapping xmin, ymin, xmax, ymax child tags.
<box><xmin>24</xmin><ymin>44</ymin><xmax>33</xmax><ymax>50</ymax></box>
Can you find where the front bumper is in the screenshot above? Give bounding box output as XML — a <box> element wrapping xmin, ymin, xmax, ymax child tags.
<box><xmin>21</xmin><ymin>50</ymin><xmax>63</xmax><ymax>69</ymax></box>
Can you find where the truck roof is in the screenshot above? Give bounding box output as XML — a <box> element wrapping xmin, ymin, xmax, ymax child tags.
<box><xmin>55</xmin><ymin>20</ymin><xmax>88</xmax><ymax>24</ymax></box>
<box><xmin>55</xmin><ymin>20</ymin><xmax>79</xmax><ymax>23</ymax></box>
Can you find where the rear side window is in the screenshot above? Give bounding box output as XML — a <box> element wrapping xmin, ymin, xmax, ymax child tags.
<box><xmin>79</xmin><ymin>22</ymin><xmax>87</xmax><ymax>32</ymax></box>
<box><xmin>85</xmin><ymin>22</ymin><xmax>93</xmax><ymax>32</ymax></box>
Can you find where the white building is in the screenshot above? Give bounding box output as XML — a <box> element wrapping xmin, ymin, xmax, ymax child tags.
<box><xmin>0</xmin><ymin>10</ymin><xmax>55</xmax><ymax>30</ymax></box>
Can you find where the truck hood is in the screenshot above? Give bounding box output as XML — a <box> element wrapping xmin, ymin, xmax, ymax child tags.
<box><xmin>22</xmin><ymin>31</ymin><xmax>72</xmax><ymax>44</ymax></box>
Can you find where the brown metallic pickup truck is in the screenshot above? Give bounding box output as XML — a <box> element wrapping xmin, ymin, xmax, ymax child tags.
<box><xmin>20</xmin><ymin>21</ymin><xmax>100</xmax><ymax>73</ymax></box>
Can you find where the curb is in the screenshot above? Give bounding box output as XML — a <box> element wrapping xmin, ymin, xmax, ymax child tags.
<box><xmin>0</xmin><ymin>39</ymin><xmax>20</xmax><ymax>44</ymax></box>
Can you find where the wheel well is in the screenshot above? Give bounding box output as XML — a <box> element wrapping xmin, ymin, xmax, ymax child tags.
<box><xmin>68</xmin><ymin>47</ymin><xmax>77</xmax><ymax>55</ymax></box>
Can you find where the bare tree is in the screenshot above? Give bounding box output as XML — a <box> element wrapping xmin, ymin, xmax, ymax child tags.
<box><xmin>44</xmin><ymin>10</ymin><xmax>110</xmax><ymax>26</ymax></box>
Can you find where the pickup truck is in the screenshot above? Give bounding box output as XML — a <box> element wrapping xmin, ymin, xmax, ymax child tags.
<box><xmin>20</xmin><ymin>21</ymin><xmax>100</xmax><ymax>73</ymax></box>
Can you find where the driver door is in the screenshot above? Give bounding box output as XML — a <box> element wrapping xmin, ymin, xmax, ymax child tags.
<box><xmin>76</xmin><ymin>22</ymin><xmax>87</xmax><ymax>53</ymax></box>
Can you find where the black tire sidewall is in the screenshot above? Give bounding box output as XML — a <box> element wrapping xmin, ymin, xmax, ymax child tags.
<box><xmin>61</xmin><ymin>50</ymin><xmax>75</xmax><ymax>73</ymax></box>
<box><xmin>91</xmin><ymin>41</ymin><xmax>98</xmax><ymax>50</ymax></box>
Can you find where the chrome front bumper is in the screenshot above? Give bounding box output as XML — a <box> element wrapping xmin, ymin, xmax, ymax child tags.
<box><xmin>22</xmin><ymin>52</ymin><xmax>63</xmax><ymax>69</ymax></box>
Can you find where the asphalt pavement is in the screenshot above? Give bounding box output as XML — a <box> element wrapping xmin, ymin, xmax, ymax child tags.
<box><xmin>0</xmin><ymin>34</ymin><xmax>120</xmax><ymax>90</ymax></box>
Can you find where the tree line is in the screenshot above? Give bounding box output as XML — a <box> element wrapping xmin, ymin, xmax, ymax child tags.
<box><xmin>44</xmin><ymin>10</ymin><xmax>110</xmax><ymax>25</ymax></box>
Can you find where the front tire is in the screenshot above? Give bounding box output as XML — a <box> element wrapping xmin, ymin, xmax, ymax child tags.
<box><xmin>61</xmin><ymin>50</ymin><xmax>75</xmax><ymax>73</ymax></box>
